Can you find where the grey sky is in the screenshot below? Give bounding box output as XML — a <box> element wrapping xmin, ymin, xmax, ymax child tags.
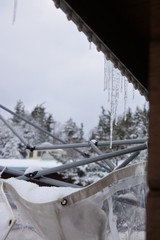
<box><xmin>0</xmin><ymin>0</ymin><xmax>147</xmax><ymax>136</ymax></box>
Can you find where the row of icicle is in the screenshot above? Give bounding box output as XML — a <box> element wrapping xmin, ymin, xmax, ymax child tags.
<box><xmin>104</xmin><ymin>56</ymin><xmax>130</xmax><ymax>148</ymax></box>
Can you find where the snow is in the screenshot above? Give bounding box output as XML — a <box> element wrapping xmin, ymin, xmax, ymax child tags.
<box><xmin>36</xmin><ymin>141</ymin><xmax>55</xmax><ymax>148</ymax></box>
<box><xmin>24</xmin><ymin>166</ymin><xmax>43</xmax><ymax>174</ymax></box>
<box><xmin>0</xmin><ymin>159</ymin><xmax>61</xmax><ymax>169</ymax></box>
<box><xmin>0</xmin><ymin>158</ymin><xmax>79</xmax><ymax>203</ymax></box>
<box><xmin>0</xmin><ymin>162</ymin><xmax>147</xmax><ymax>240</ymax></box>
<box><xmin>4</xmin><ymin>177</ymin><xmax>79</xmax><ymax>203</ymax></box>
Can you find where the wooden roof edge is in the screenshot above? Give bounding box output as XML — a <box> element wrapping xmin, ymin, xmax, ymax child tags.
<box><xmin>52</xmin><ymin>0</ymin><xmax>149</xmax><ymax>101</ymax></box>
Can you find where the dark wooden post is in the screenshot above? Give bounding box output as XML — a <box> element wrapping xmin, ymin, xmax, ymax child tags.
<box><xmin>147</xmin><ymin>1</ymin><xmax>160</xmax><ymax>239</ymax></box>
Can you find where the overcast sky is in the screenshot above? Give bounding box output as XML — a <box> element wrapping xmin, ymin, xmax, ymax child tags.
<box><xmin>0</xmin><ymin>0</ymin><xmax>148</xmax><ymax>136</ymax></box>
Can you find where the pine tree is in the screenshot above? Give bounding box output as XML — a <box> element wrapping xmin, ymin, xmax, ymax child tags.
<box><xmin>62</xmin><ymin>118</ymin><xmax>85</xmax><ymax>159</ymax></box>
<box><xmin>0</xmin><ymin>120</ymin><xmax>23</xmax><ymax>159</ymax></box>
<box><xmin>114</xmin><ymin>108</ymin><xmax>134</xmax><ymax>140</ymax></box>
<box><xmin>31</xmin><ymin>103</ymin><xmax>46</xmax><ymax>127</ymax></box>
<box><xmin>11</xmin><ymin>99</ymin><xmax>25</xmax><ymax>124</ymax></box>
<box><xmin>63</xmin><ymin>118</ymin><xmax>84</xmax><ymax>143</ymax></box>
<box><xmin>31</xmin><ymin>103</ymin><xmax>49</xmax><ymax>143</ymax></box>
<box><xmin>90</xmin><ymin>106</ymin><xmax>110</xmax><ymax>141</ymax></box>
<box><xmin>45</xmin><ymin>113</ymin><xmax>54</xmax><ymax>133</ymax></box>
<box><xmin>133</xmin><ymin>105</ymin><xmax>148</xmax><ymax>139</ymax></box>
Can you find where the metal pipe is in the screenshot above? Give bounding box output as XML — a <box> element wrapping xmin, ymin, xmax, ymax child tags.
<box><xmin>0</xmin><ymin>166</ymin><xmax>80</xmax><ymax>188</ymax></box>
<box><xmin>33</xmin><ymin>176</ymin><xmax>81</xmax><ymax>188</ymax></box>
<box><xmin>95</xmin><ymin>162</ymin><xmax>111</xmax><ymax>171</ymax></box>
<box><xmin>0</xmin><ymin>166</ymin><xmax>24</xmax><ymax>177</ymax></box>
<box><xmin>17</xmin><ymin>143</ymin><xmax>147</xmax><ymax>180</ymax></box>
<box><xmin>34</xmin><ymin>138</ymin><xmax>148</xmax><ymax>150</ymax></box>
<box><xmin>114</xmin><ymin>151</ymin><xmax>140</xmax><ymax>170</ymax></box>
<box><xmin>89</xmin><ymin>140</ymin><xmax>115</xmax><ymax>171</ymax></box>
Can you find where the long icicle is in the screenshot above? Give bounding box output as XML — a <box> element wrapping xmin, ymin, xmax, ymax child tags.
<box><xmin>110</xmin><ymin>62</ymin><xmax>115</xmax><ymax>149</ymax></box>
<box><xmin>108</xmin><ymin>60</ymin><xmax>112</xmax><ymax>103</ymax></box>
<box><xmin>12</xmin><ymin>0</ymin><xmax>18</xmax><ymax>25</ymax></box>
<box><xmin>104</xmin><ymin>55</ymin><xmax>108</xmax><ymax>91</ymax></box>
<box><xmin>104</xmin><ymin>55</ymin><xmax>131</xmax><ymax>148</ymax></box>
<box><xmin>124</xmin><ymin>76</ymin><xmax>128</xmax><ymax>121</ymax></box>
<box><xmin>115</xmin><ymin>68</ymin><xmax>120</xmax><ymax>126</ymax></box>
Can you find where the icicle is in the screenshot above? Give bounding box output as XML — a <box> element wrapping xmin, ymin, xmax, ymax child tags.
<box><xmin>89</xmin><ymin>42</ymin><xmax>92</xmax><ymax>50</ymax></box>
<box><xmin>120</xmin><ymin>74</ymin><xmax>124</xmax><ymax>93</ymax></box>
<box><xmin>104</xmin><ymin>57</ymin><xmax>112</xmax><ymax>103</ymax></box>
<box><xmin>124</xmin><ymin>77</ymin><xmax>128</xmax><ymax>121</ymax></box>
<box><xmin>12</xmin><ymin>0</ymin><xmax>18</xmax><ymax>25</ymax></box>
<box><xmin>104</xmin><ymin>59</ymin><xmax>120</xmax><ymax>149</ymax></box>
<box><xmin>114</xmin><ymin>69</ymin><xmax>120</xmax><ymax>125</ymax></box>
<box><xmin>104</xmin><ymin>56</ymin><xmax>108</xmax><ymax>91</ymax></box>
<box><xmin>103</xmin><ymin>54</ymin><xmax>132</xmax><ymax>148</ymax></box>
<box><xmin>132</xmin><ymin>84</ymin><xmax>135</xmax><ymax>100</ymax></box>
<box><xmin>110</xmin><ymin>64</ymin><xmax>116</xmax><ymax>149</ymax></box>
<box><xmin>110</xmin><ymin>116</ymin><xmax>113</xmax><ymax>149</ymax></box>
<box><xmin>108</xmin><ymin>60</ymin><xmax>112</xmax><ymax>103</ymax></box>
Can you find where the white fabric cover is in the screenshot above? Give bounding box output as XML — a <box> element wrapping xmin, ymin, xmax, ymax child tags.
<box><xmin>0</xmin><ymin>162</ymin><xmax>147</xmax><ymax>240</ymax></box>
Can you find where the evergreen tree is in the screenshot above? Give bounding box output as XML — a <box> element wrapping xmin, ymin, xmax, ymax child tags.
<box><xmin>63</xmin><ymin>118</ymin><xmax>84</xmax><ymax>143</ymax></box>
<box><xmin>62</xmin><ymin>118</ymin><xmax>85</xmax><ymax>159</ymax></box>
<box><xmin>133</xmin><ymin>105</ymin><xmax>148</xmax><ymax>139</ymax></box>
<box><xmin>90</xmin><ymin>106</ymin><xmax>110</xmax><ymax>141</ymax></box>
<box><xmin>114</xmin><ymin>108</ymin><xmax>134</xmax><ymax>140</ymax></box>
<box><xmin>31</xmin><ymin>103</ymin><xmax>49</xmax><ymax>143</ymax></box>
<box><xmin>11</xmin><ymin>99</ymin><xmax>25</xmax><ymax>124</ymax></box>
<box><xmin>89</xmin><ymin>105</ymin><xmax>148</xmax><ymax>168</ymax></box>
<box><xmin>0</xmin><ymin>120</ymin><xmax>23</xmax><ymax>159</ymax></box>
<box><xmin>31</xmin><ymin>103</ymin><xmax>46</xmax><ymax>127</ymax></box>
<box><xmin>45</xmin><ymin>113</ymin><xmax>54</xmax><ymax>133</ymax></box>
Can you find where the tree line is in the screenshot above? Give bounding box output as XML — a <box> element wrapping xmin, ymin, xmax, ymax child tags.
<box><xmin>0</xmin><ymin>100</ymin><xmax>148</xmax><ymax>159</ymax></box>
<box><xmin>0</xmin><ymin>100</ymin><xmax>148</xmax><ymax>185</ymax></box>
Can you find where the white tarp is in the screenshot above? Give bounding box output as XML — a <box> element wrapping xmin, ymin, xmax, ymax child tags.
<box><xmin>0</xmin><ymin>161</ymin><xmax>147</xmax><ymax>240</ymax></box>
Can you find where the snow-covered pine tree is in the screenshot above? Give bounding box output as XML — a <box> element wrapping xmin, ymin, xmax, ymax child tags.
<box><xmin>63</xmin><ymin>118</ymin><xmax>84</xmax><ymax>144</ymax></box>
<box><xmin>0</xmin><ymin>120</ymin><xmax>22</xmax><ymax>159</ymax></box>
<box><xmin>31</xmin><ymin>103</ymin><xmax>50</xmax><ymax>143</ymax></box>
<box><xmin>133</xmin><ymin>105</ymin><xmax>148</xmax><ymax>139</ymax></box>
<box><xmin>89</xmin><ymin>106</ymin><xmax>110</xmax><ymax>142</ymax></box>
<box><xmin>113</xmin><ymin>108</ymin><xmax>135</xmax><ymax>140</ymax></box>
<box><xmin>11</xmin><ymin>99</ymin><xmax>25</xmax><ymax>124</ymax></box>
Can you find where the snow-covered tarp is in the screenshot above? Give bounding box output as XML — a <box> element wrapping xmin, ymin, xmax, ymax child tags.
<box><xmin>0</xmin><ymin>161</ymin><xmax>147</xmax><ymax>240</ymax></box>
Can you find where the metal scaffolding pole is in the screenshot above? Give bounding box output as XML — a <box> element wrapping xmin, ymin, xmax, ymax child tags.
<box><xmin>0</xmin><ymin>166</ymin><xmax>25</xmax><ymax>177</ymax></box>
<box><xmin>114</xmin><ymin>151</ymin><xmax>141</xmax><ymax>170</ymax></box>
<box><xmin>0</xmin><ymin>165</ymin><xmax>80</xmax><ymax>188</ymax></box>
<box><xmin>16</xmin><ymin>143</ymin><xmax>147</xmax><ymax>181</ymax></box>
<box><xmin>32</xmin><ymin>176</ymin><xmax>81</xmax><ymax>188</ymax></box>
<box><xmin>89</xmin><ymin>140</ymin><xmax>115</xmax><ymax>171</ymax></box>
<box><xmin>34</xmin><ymin>138</ymin><xmax>148</xmax><ymax>150</ymax></box>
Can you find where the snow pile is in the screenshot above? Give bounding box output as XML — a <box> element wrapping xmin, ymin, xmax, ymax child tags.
<box><xmin>5</xmin><ymin>177</ymin><xmax>79</xmax><ymax>203</ymax></box>
<box><xmin>0</xmin><ymin>158</ymin><xmax>61</xmax><ymax>169</ymax></box>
